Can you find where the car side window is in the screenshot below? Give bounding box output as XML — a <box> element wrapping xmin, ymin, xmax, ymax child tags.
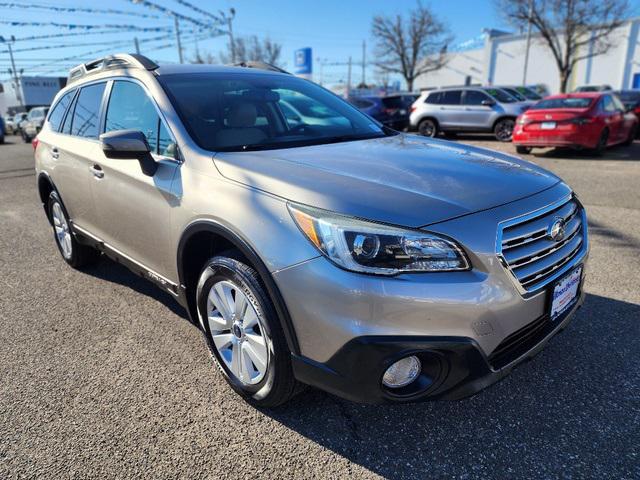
<box><xmin>440</xmin><ymin>90</ymin><xmax>462</xmax><ymax>105</ymax></box>
<box><xmin>601</xmin><ymin>96</ymin><xmax>617</xmax><ymax>113</ymax></box>
<box><xmin>71</xmin><ymin>83</ymin><xmax>106</xmax><ymax>138</ymax></box>
<box><xmin>463</xmin><ymin>90</ymin><xmax>490</xmax><ymax>105</ymax></box>
<box><xmin>611</xmin><ymin>95</ymin><xmax>625</xmax><ymax>112</ymax></box>
<box><xmin>105</xmin><ymin>81</ymin><xmax>158</xmax><ymax>143</ymax></box>
<box><xmin>424</xmin><ymin>92</ymin><xmax>441</xmax><ymax>104</ymax></box>
<box><xmin>47</xmin><ymin>90</ymin><xmax>75</xmax><ymax>132</ymax></box>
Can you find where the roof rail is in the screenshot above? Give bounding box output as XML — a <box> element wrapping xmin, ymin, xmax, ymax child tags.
<box><xmin>67</xmin><ymin>53</ymin><xmax>159</xmax><ymax>84</ymax></box>
<box><xmin>230</xmin><ymin>61</ymin><xmax>290</xmax><ymax>74</ymax></box>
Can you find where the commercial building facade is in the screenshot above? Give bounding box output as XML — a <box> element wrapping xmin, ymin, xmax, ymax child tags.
<box><xmin>0</xmin><ymin>76</ymin><xmax>66</xmax><ymax>116</ymax></box>
<box><xmin>415</xmin><ymin>18</ymin><xmax>640</xmax><ymax>94</ymax></box>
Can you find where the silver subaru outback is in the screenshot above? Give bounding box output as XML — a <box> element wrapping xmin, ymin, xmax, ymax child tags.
<box><xmin>35</xmin><ymin>54</ymin><xmax>588</xmax><ymax>406</ymax></box>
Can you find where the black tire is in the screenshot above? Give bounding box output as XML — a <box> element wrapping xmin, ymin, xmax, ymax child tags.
<box><xmin>21</xmin><ymin>130</ymin><xmax>31</xmax><ymax>143</ymax></box>
<box><xmin>516</xmin><ymin>145</ymin><xmax>532</xmax><ymax>154</ymax></box>
<box><xmin>47</xmin><ymin>191</ymin><xmax>100</xmax><ymax>268</ymax></box>
<box><xmin>418</xmin><ymin>118</ymin><xmax>438</xmax><ymax>137</ymax></box>
<box><xmin>622</xmin><ymin>125</ymin><xmax>637</xmax><ymax>146</ymax></box>
<box><xmin>494</xmin><ymin>118</ymin><xmax>515</xmax><ymax>142</ymax></box>
<box><xmin>593</xmin><ymin>129</ymin><xmax>609</xmax><ymax>156</ymax></box>
<box><xmin>0</xmin><ymin>135</ymin><xmax>4</xmax><ymax>145</ymax></box>
<box><xmin>196</xmin><ymin>256</ymin><xmax>299</xmax><ymax>407</ymax></box>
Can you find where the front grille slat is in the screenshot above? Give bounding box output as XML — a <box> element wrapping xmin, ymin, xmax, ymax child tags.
<box><xmin>501</xmin><ymin>201</ymin><xmax>577</xmax><ymax>247</ymax></box>
<box><xmin>497</xmin><ymin>196</ymin><xmax>585</xmax><ymax>292</ymax></box>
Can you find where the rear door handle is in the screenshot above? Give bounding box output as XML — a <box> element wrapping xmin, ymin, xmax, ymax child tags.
<box><xmin>51</xmin><ymin>147</ymin><xmax>59</xmax><ymax>159</ymax></box>
<box><xmin>89</xmin><ymin>164</ymin><xmax>104</xmax><ymax>179</ymax></box>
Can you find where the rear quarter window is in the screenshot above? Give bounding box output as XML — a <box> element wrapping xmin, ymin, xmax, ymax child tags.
<box><xmin>47</xmin><ymin>91</ymin><xmax>75</xmax><ymax>132</ymax></box>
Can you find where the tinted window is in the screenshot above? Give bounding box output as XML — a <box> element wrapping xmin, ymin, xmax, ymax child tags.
<box><xmin>350</xmin><ymin>98</ymin><xmax>375</xmax><ymax>109</ymax></box>
<box><xmin>440</xmin><ymin>90</ymin><xmax>461</xmax><ymax>105</ymax></box>
<box><xmin>502</xmin><ymin>87</ymin><xmax>527</xmax><ymax>101</ymax></box>
<box><xmin>424</xmin><ymin>91</ymin><xmax>441</xmax><ymax>104</ymax></box>
<box><xmin>463</xmin><ymin>90</ymin><xmax>490</xmax><ymax>105</ymax></box>
<box><xmin>381</xmin><ymin>97</ymin><xmax>404</xmax><ymax>109</ymax></box>
<box><xmin>71</xmin><ymin>83</ymin><xmax>106</xmax><ymax>138</ymax></box>
<box><xmin>160</xmin><ymin>72</ymin><xmax>387</xmax><ymax>152</ymax></box>
<box><xmin>105</xmin><ymin>81</ymin><xmax>159</xmax><ymax>145</ymax></box>
<box><xmin>515</xmin><ymin>86</ymin><xmax>541</xmax><ymax>100</ymax></box>
<box><xmin>484</xmin><ymin>88</ymin><xmax>517</xmax><ymax>103</ymax></box>
<box><xmin>531</xmin><ymin>97</ymin><xmax>594</xmax><ymax>109</ymax></box>
<box><xmin>48</xmin><ymin>90</ymin><xmax>75</xmax><ymax>132</ymax></box>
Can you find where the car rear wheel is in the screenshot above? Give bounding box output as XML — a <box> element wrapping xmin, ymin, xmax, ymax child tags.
<box><xmin>494</xmin><ymin>118</ymin><xmax>515</xmax><ymax>142</ymax></box>
<box><xmin>418</xmin><ymin>118</ymin><xmax>438</xmax><ymax>137</ymax></box>
<box><xmin>21</xmin><ymin>130</ymin><xmax>31</xmax><ymax>143</ymax></box>
<box><xmin>47</xmin><ymin>191</ymin><xmax>100</xmax><ymax>268</ymax></box>
<box><xmin>516</xmin><ymin>146</ymin><xmax>532</xmax><ymax>154</ymax></box>
<box><xmin>196</xmin><ymin>256</ymin><xmax>299</xmax><ymax>407</ymax></box>
<box><xmin>594</xmin><ymin>129</ymin><xmax>609</xmax><ymax>156</ymax></box>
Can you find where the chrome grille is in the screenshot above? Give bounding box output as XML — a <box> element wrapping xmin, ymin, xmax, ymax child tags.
<box><xmin>498</xmin><ymin>196</ymin><xmax>585</xmax><ymax>292</ymax></box>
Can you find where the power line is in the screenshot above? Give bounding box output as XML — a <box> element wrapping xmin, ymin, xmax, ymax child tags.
<box><xmin>170</xmin><ymin>0</ymin><xmax>223</xmax><ymax>22</ymax></box>
<box><xmin>0</xmin><ymin>20</ymin><xmax>173</xmax><ymax>32</ymax></box>
<box><xmin>1</xmin><ymin>34</ymin><xmax>173</xmax><ymax>54</ymax></box>
<box><xmin>0</xmin><ymin>2</ymin><xmax>162</xmax><ymax>19</ymax></box>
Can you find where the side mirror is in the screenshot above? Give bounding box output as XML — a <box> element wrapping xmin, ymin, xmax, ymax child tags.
<box><xmin>100</xmin><ymin>129</ymin><xmax>157</xmax><ymax>176</ymax></box>
<box><xmin>481</xmin><ymin>99</ymin><xmax>496</xmax><ymax>107</ymax></box>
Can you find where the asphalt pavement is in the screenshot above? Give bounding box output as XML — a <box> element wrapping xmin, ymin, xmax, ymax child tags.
<box><xmin>1</xmin><ymin>135</ymin><xmax>639</xmax><ymax>479</ymax></box>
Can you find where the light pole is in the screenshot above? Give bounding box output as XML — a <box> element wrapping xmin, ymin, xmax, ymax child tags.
<box><xmin>0</xmin><ymin>35</ymin><xmax>24</xmax><ymax>108</ymax></box>
<box><xmin>174</xmin><ymin>16</ymin><xmax>184</xmax><ymax>64</ymax></box>
<box><xmin>522</xmin><ymin>0</ymin><xmax>534</xmax><ymax>85</ymax></box>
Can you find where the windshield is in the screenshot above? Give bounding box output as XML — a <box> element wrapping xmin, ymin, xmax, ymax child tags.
<box><xmin>483</xmin><ymin>88</ymin><xmax>517</xmax><ymax>103</ymax></box>
<box><xmin>514</xmin><ymin>86</ymin><xmax>542</xmax><ymax>100</ymax></box>
<box><xmin>159</xmin><ymin>72</ymin><xmax>390</xmax><ymax>151</ymax></box>
<box><xmin>531</xmin><ymin>97</ymin><xmax>594</xmax><ymax>109</ymax></box>
<box><xmin>502</xmin><ymin>87</ymin><xmax>527</xmax><ymax>101</ymax></box>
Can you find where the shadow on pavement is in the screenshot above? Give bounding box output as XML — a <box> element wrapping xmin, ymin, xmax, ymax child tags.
<box><xmin>264</xmin><ymin>293</ymin><xmax>640</xmax><ymax>478</ymax></box>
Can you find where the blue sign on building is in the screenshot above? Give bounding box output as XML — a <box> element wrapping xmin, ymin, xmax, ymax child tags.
<box><xmin>294</xmin><ymin>48</ymin><xmax>312</xmax><ymax>75</ymax></box>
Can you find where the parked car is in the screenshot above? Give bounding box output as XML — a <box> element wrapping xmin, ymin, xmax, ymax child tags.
<box><xmin>410</xmin><ymin>86</ymin><xmax>530</xmax><ymax>141</ymax></box>
<box><xmin>6</xmin><ymin>112</ymin><xmax>28</xmax><ymax>135</ymax></box>
<box><xmin>36</xmin><ymin>54</ymin><xmax>589</xmax><ymax>406</ymax></box>
<box><xmin>497</xmin><ymin>85</ymin><xmax>542</xmax><ymax>101</ymax></box>
<box><xmin>614</xmin><ymin>90</ymin><xmax>640</xmax><ymax>136</ymax></box>
<box><xmin>512</xmin><ymin>92</ymin><xmax>638</xmax><ymax>155</ymax></box>
<box><xmin>0</xmin><ymin>115</ymin><xmax>4</xmax><ymax>144</ymax></box>
<box><xmin>22</xmin><ymin>106</ymin><xmax>49</xmax><ymax>142</ymax></box>
<box><xmin>349</xmin><ymin>94</ymin><xmax>414</xmax><ymax>130</ymax></box>
<box><xmin>527</xmin><ymin>84</ymin><xmax>550</xmax><ymax>97</ymax></box>
<box><xmin>573</xmin><ymin>85</ymin><xmax>613</xmax><ymax>93</ymax></box>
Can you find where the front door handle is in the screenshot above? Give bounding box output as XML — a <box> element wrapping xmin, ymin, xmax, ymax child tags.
<box><xmin>51</xmin><ymin>147</ymin><xmax>59</xmax><ymax>159</ymax></box>
<box><xmin>89</xmin><ymin>164</ymin><xmax>104</xmax><ymax>179</ymax></box>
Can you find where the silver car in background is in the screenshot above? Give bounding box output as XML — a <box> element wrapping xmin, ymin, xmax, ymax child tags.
<box><xmin>410</xmin><ymin>86</ymin><xmax>531</xmax><ymax>141</ymax></box>
<box><xmin>35</xmin><ymin>54</ymin><xmax>588</xmax><ymax>406</ymax></box>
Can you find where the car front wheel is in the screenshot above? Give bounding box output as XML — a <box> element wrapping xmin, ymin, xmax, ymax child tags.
<box><xmin>516</xmin><ymin>145</ymin><xmax>532</xmax><ymax>154</ymax></box>
<box><xmin>47</xmin><ymin>191</ymin><xmax>100</xmax><ymax>268</ymax></box>
<box><xmin>196</xmin><ymin>256</ymin><xmax>299</xmax><ymax>407</ymax></box>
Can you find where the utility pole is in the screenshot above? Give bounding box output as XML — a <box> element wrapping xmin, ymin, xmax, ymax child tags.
<box><xmin>174</xmin><ymin>16</ymin><xmax>184</xmax><ymax>64</ymax></box>
<box><xmin>347</xmin><ymin>56</ymin><xmax>352</xmax><ymax>97</ymax></box>
<box><xmin>522</xmin><ymin>0</ymin><xmax>533</xmax><ymax>85</ymax></box>
<box><xmin>134</xmin><ymin>37</ymin><xmax>140</xmax><ymax>55</ymax></box>
<box><xmin>0</xmin><ymin>35</ymin><xmax>24</xmax><ymax>109</ymax></box>
<box><xmin>227</xmin><ymin>8</ymin><xmax>236</xmax><ymax>63</ymax></box>
<box><xmin>361</xmin><ymin>40</ymin><xmax>366</xmax><ymax>86</ymax></box>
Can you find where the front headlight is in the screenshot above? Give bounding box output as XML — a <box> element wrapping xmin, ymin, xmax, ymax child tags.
<box><xmin>288</xmin><ymin>203</ymin><xmax>470</xmax><ymax>275</ymax></box>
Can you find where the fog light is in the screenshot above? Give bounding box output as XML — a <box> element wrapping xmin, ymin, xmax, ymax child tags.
<box><xmin>382</xmin><ymin>356</ymin><xmax>421</xmax><ymax>388</ymax></box>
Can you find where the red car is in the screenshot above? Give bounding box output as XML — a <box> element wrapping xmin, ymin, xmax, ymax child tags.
<box><xmin>513</xmin><ymin>92</ymin><xmax>638</xmax><ymax>155</ymax></box>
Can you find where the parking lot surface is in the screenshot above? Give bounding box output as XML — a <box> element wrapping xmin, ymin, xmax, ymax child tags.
<box><xmin>1</xmin><ymin>135</ymin><xmax>639</xmax><ymax>479</ymax></box>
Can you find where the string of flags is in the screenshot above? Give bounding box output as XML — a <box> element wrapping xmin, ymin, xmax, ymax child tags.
<box><xmin>0</xmin><ymin>20</ymin><xmax>173</xmax><ymax>32</ymax></box>
<box><xmin>0</xmin><ymin>2</ymin><xmax>161</xmax><ymax>19</ymax></box>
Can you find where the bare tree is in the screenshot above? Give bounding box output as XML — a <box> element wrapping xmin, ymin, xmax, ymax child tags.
<box><xmin>219</xmin><ymin>35</ymin><xmax>283</xmax><ymax>66</ymax></box>
<box><xmin>371</xmin><ymin>2</ymin><xmax>451</xmax><ymax>91</ymax></box>
<box><xmin>496</xmin><ymin>0</ymin><xmax>630</xmax><ymax>92</ymax></box>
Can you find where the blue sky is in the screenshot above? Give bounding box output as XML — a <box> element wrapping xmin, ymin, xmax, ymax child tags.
<box><xmin>0</xmin><ymin>0</ymin><xmax>507</xmax><ymax>85</ymax></box>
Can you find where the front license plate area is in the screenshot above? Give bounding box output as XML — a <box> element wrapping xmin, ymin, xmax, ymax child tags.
<box><xmin>541</xmin><ymin>121</ymin><xmax>556</xmax><ymax>130</ymax></box>
<box><xmin>550</xmin><ymin>265</ymin><xmax>583</xmax><ymax>320</ymax></box>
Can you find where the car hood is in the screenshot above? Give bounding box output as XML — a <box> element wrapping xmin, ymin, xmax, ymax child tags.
<box><xmin>213</xmin><ymin>134</ymin><xmax>560</xmax><ymax>227</ymax></box>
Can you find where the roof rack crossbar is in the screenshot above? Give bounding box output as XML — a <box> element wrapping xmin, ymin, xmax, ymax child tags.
<box><xmin>67</xmin><ymin>53</ymin><xmax>159</xmax><ymax>84</ymax></box>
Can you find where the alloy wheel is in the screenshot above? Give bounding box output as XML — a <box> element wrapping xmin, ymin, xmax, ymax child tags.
<box><xmin>495</xmin><ymin>119</ymin><xmax>515</xmax><ymax>142</ymax></box>
<box><xmin>52</xmin><ymin>202</ymin><xmax>72</xmax><ymax>259</ymax></box>
<box><xmin>206</xmin><ymin>280</ymin><xmax>269</xmax><ymax>386</ymax></box>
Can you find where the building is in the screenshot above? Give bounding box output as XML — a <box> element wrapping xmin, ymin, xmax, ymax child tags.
<box><xmin>415</xmin><ymin>17</ymin><xmax>640</xmax><ymax>93</ymax></box>
<box><xmin>0</xmin><ymin>76</ymin><xmax>66</xmax><ymax>116</ymax></box>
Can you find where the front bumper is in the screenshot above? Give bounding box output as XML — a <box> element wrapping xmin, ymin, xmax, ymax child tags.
<box><xmin>291</xmin><ymin>288</ymin><xmax>585</xmax><ymax>404</ymax></box>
